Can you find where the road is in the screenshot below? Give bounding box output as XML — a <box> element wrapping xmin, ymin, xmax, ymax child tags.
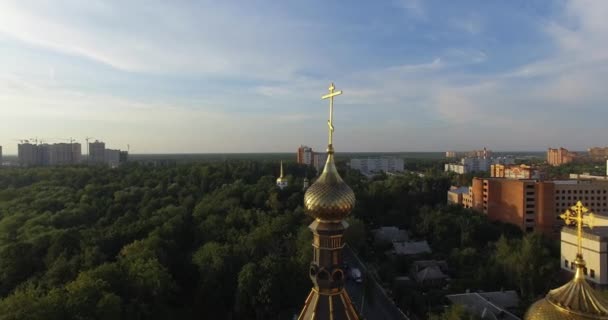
<box><xmin>343</xmin><ymin>246</ymin><xmax>410</xmax><ymax>320</ymax></box>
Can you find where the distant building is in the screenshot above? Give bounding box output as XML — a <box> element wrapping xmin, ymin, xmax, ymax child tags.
<box><xmin>465</xmin><ymin>147</ymin><xmax>492</xmax><ymax>159</ymax></box>
<box><xmin>0</xmin><ymin>145</ymin><xmax>2</xmax><ymax>166</ymax></box>
<box><xmin>447</xmin><ymin>186</ymin><xmax>473</xmax><ymax>208</ymax></box>
<box><xmin>49</xmin><ymin>143</ymin><xmax>81</xmax><ymax>165</ymax></box>
<box><xmin>372</xmin><ymin>226</ymin><xmax>409</xmax><ymax>244</ymax></box>
<box><xmin>547</xmin><ymin>147</ymin><xmax>577</xmax><ymax>166</ymax></box>
<box><xmin>19</xmin><ymin>142</ymin><xmax>83</xmax><ymax>166</ymax></box>
<box><xmin>445</xmin><ymin>151</ymin><xmax>457</xmax><ymax>158</ymax></box>
<box><xmin>467</xmin><ymin>178</ymin><xmax>608</xmax><ymax>234</ymax></box>
<box><xmin>569</xmin><ymin>173</ymin><xmax>608</xmax><ymax>181</ymax></box>
<box><xmin>296</xmin><ymin>145</ymin><xmax>327</xmax><ymax>174</ymax></box>
<box><xmin>312</xmin><ymin>153</ymin><xmax>327</xmax><ymax>173</ymax></box>
<box><xmin>119</xmin><ymin>151</ymin><xmax>129</xmax><ymax>164</ymax></box>
<box><xmin>391</xmin><ymin>240</ymin><xmax>431</xmax><ymax>256</ymax></box>
<box><xmin>588</xmin><ymin>147</ymin><xmax>608</xmax><ymax>161</ymax></box>
<box><xmin>446</xmin><ymin>291</ymin><xmax>520</xmax><ymax>320</ymax></box>
<box><xmin>105</xmin><ymin>149</ymin><xmax>120</xmax><ymax>168</ymax></box>
<box><xmin>561</xmin><ymin>225</ymin><xmax>608</xmax><ymax>286</ymax></box>
<box><xmin>18</xmin><ymin>143</ymin><xmax>39</xmax><ymax>166</ymax></box>
<box><xmin>350</xmin><ymin>158</ymin><xmax>404</xmax><ymax>174</ymax></box>
<box><xmin>491</xmin><ymin>164</ymin><xmax>541</xmax><ymax>179</ymax></box>
<box><xmin>445</xmin><ymin>156</ymin><xmax>515</xmax><ymax>174</ymax></box>
<box><xmin>445</xmin><ymin>157</ymin><xmax>490</xmax><ymax>174</ymax></box>
<box><xmin>89</xmin><ymin>140</ymin><xmax>106</xmax><ymax>164</ymax></box>
<box><xmin>410</xmin><ymin>260</ymin><xmax>449</xmax><ymax>287</ymax></box>
<box><xmin>297</xmin><ymin>145</ymin><xmax>314</xmax><ymax>165</ymax></box>
<box><xmin>303</xmin><ymin>177</ymin><xmax>310</xmax><ymax>190</ymax></box>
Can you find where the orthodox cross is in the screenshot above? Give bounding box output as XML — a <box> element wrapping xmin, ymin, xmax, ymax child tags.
<box><xmin>321</xmin><ymin>83</ymin><xmax>343</xmax><ymax>146</ymax></box>
<box><xmin>560</xmin><ymin>201</ymin><xmax>595</xmax><ymax>257</ymax></box>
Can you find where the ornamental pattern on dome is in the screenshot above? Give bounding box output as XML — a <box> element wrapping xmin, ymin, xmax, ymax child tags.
<box><xmin>525</xmin><ymin>201</ymin><xmax>608</xmax><ymax>320</ymax></box>
<box><xmin>304</xmin><ymin>153</ymin><xmax>355</xmax><ymax>220</ymax></box>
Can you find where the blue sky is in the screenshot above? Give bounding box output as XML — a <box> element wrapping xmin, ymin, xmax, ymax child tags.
<box><xmin>0</xmin><ymin>0</ymin><xmax>606</xmax><ymax>153</ymax></box>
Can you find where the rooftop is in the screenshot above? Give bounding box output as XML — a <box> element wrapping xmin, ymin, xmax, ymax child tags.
<box><xmin>415</xmin><ymin>266</ymin><xmax>448</xmax><ymax>282</ymax></box>
<box><xmin>392</xmin><ymin>240</ymin><xmax>431</xmax><ymax>256</ymax></box>
<box><xmin>448</xmin><ymin>186</ymin><xmax>470</xmax><ymax>195</ymax></box>
<box><xmin>562</xmin><ymin>224</ymin><xmax>608</xmax><ymax>241</ymax></box>
<box><xmin>446</xmin><ymin>291</ymin><xmax>520</xmax><ymax>320</ymax></box>
<box><xmin>373</xmin><ymin>226</ymin><xmax>409</xmax><ymax>243</ymax></box>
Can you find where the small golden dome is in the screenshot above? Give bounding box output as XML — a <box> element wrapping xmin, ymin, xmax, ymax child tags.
<box><xmin>276</xmin><ymin>161</ymin><xmax>288</xmax><ymax>184</ymax></box>
<box><xmin>304</xmin><ymin>150</ymin><xmax>355</xmax><ymax>221</ymax></box>
<box><xmin>525</xmin><ymin>257</ymin><xmax>608</xmax><ymax>320</ymax></box>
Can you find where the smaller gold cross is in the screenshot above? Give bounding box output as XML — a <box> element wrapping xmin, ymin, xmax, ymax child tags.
<box><xmin>560</xmin><ymin>201</ymin><xmax>595</xmax><ymax>257</ymax></box>
<box><xmin>321</xmin><ymin>83</ymin><xmax>343</xmax><ymax>147</ymax></box>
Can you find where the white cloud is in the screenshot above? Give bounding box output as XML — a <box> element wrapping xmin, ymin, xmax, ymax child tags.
<box><xmin>1</xmin><ymin>0</ymin><xmax>607</xmax><ymax>152</ymax></box>
<box><xmin>0</xmin><ymin>1</ymin><xmax>322</xmax><ymax>80</ymax></box>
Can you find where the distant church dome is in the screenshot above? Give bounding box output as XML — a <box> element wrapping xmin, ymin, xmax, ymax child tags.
<box><xmin>276</xmin><ymin>161</ymin><xmax>288</xmax><ymax>190</ymax></box>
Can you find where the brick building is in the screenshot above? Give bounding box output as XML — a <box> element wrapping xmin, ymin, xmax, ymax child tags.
<box><xmin>296</xmin><ymin>145</ymin><xmax>314</xmax><ymax>166</ymax></box>
<box><xmin>490</xmin><ymin>164</ymin><xmax>541</xmax><ymax>179</ymax></box>
<box><xmin>547</xmin><ymin>147</ymin><xmax>577</xmax><ymax>166</ymax></box>
<box><xmin>469</xmin><ymin>178</ymin><xmax>608</xmax><ymax>234</ymax></box>
<box><xmin>589</xmin><ymin>147</ymin><xmax>608</xmax><ymax>161</ymax></box>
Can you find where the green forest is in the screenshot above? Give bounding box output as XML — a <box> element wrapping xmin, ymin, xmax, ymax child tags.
<box><xmin>0</xmin><ymin>160</ymin><xmax>563</xmax><ymax>319</ymax></box>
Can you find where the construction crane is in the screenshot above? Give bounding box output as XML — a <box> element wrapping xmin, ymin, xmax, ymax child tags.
<box><xmin>85</xmin><ymin>137</ymin><xmax>94</xmax><ymax>163</ymax></box>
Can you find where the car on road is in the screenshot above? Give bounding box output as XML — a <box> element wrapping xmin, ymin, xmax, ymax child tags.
<box><xmin>350</xmin><ymin>267</ymin><xmax>363</xmax><ymax>283</ymax></box>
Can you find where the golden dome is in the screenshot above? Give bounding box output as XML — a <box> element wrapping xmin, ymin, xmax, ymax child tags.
<box><xmin>276</xmin><ymin>161</ymin><xmax>288</xmax><ymax>184</ymax></box>
<box><xmin>525</xmin><ymin>257</ymin><xmax>608</xmax><ymax>320</ymax></box>
<box><xmin>304</xmin><ymin>149</ymin><xmax>355</xmax><ymax>221</ymax></box>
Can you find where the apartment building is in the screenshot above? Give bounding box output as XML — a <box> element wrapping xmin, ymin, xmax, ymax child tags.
<box><xmin>470</xmin><ymin>178</ymin><xmax>608</xmax><ymax>234</ymax></box>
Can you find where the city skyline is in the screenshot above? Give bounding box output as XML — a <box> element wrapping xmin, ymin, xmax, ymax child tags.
<box><xmin>1</xmin><ymin>1</ymin><xmax>607</xmax><ymax>154</ymax></box>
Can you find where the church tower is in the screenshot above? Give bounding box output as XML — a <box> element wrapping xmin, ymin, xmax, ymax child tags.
<box><xmin>276</xmin><ymin>161</ymin><xmax>288</xmax><ymax>190</ymax></box>
<box><xmin>298</xmin><ymin>83</ymin><xmax>359</xmax><ymax>320</ymax></box>
<box><xmin>525</xmin><ymin>201</ymin><xmax>608</xmax><ymax>320</ymax></box>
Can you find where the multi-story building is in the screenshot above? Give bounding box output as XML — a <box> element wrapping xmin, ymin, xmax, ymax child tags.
<box><xmin>312</xmin><ymin>153</ymin><xmax>328</xmax><ymax>173</ymax></box>
<box><xmin>561</xmin><ymin>225</ymin><xmax>608</xmax><ymax>286</ymax></box>
<box><xmin>491</xmin><ymin>164</ymin><xmax>541</xmax><ymax>179</ymax></box>
<box><xmin>104</xmin><ymin>149</ymin><xmax>120</xmax><ymax>168</ymax></box>
<box><xmin>445</xmin><ymin>157</ymin><xmax>491</xmax><ymax>174</ymax></box>
<box><xmin>297</xmin><ymin>145</ymin><xmax>314</xmax><ymax>166</ymax></box>
<box><xmin>469</xmin><ymin>178</ymin><xmax>608</xmax><ymax>234</ymax></box>
<box><xmin>547</xmin><ymin>147</ymin><xmax>577</xmax><ymax>166</ymax></box>
<box><xmin>446</xmin><ymin>156</ymin><xmax>515</xmax><ymax>174</ymax></box>
<box><xmin>49</xmin><ymin>143</ymin><xmax>81</xmax><ymax>165</ymax></box>
<box><xmin>350</xmin><ymin>158</ymin><xmax>404</xmax><ymax>174</ymax></box>
<box><xmin>588</xmin><ymin>147</ymin><xmax>608</xmax><ymax>161</ymax></box>
<box><xmin>119</xmin><ymin>151</ymin><xmax>129</xmax><ymax>164</ymax></box>
<box><xmin>447</xmin><ymin>186</ymin><xmax>473</xmax><ymax>208</ymax></box>
<box><xmin>18</xmin><ymin>143</ymin><xmax>39</xmax><ymax>166</ymax></box>
<box><xmin>466</xmin><ymin>148</ymin><xmax>492</xmax><ymax>159</ymax></box>
<box><xmin>89</xmin><ymin>141</ymin><xmax>106</xmax><ymax>164</ymax></box>
<box><xmin>445</xmin><ymin>151</ymin><xmax>457</xmax><ymax>158</ymax></box>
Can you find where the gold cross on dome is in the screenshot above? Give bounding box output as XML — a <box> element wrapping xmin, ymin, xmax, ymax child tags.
<box><xmin>321</xmin><ymin>83</ymin><xmax>342</xmax><ymax>146</ymax></box>
<box><xmin>560</xmin><ymin>201</ymin><xmax>595</xmax><ymax>257</ymax></box>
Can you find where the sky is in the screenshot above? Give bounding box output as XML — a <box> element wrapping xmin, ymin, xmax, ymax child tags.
<box><xmin>0</xmin><ymin>0</ymin><xmax>607</xmax><ymax>154</ymax></box>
